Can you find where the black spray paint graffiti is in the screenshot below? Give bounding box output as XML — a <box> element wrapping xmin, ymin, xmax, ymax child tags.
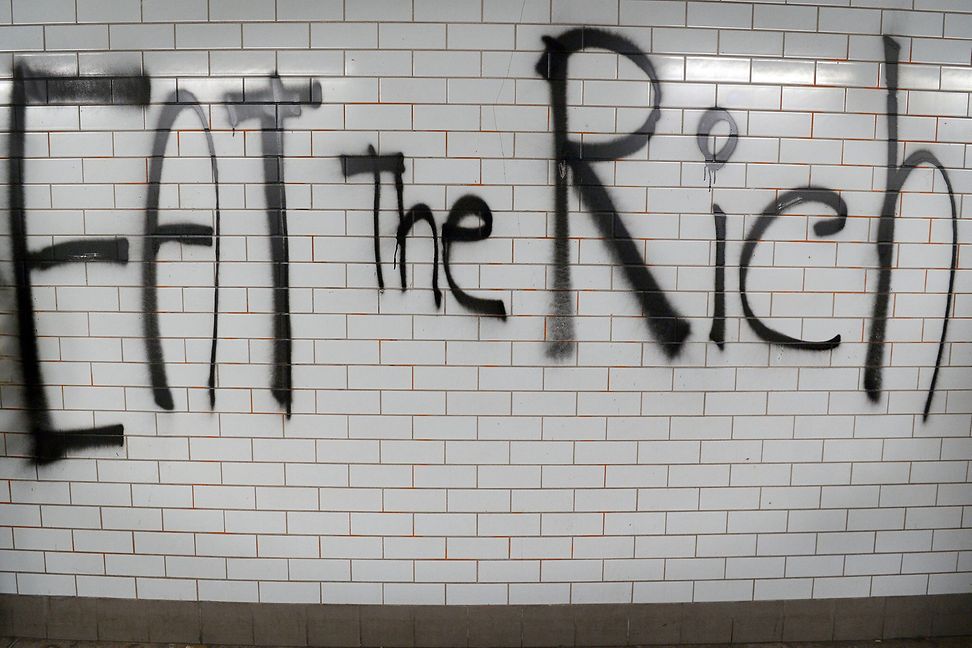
<box><xmin>695</xmin><ymin>108</ymin><xmax>849</xmax><ymax>351</ymax></box>
<box><xmin>535</xmin><ymin>30</ymin><xmax>958</xmax><ymax>418</ymax></box>
<box><xmin>442</xmin><ymin>195</ymin><xmax>507</xmax><ymax>318</ymax></box>
<box><xmin>697</xmin><ymin>107</ymin><xmax>738</xmax><ymax>187</ymax></box>
<box><xmin>224</xmin><ymin>75</ymin><xmax>322</xmax><ymax>417</ymax></box>
<box><xmin>144</xmin><ymin>91</ymin><xmax>222</xmax><ymax>412</ymax></box>
<box><xmin>537</xmin><ymin>28</ymin><xmax>690</xmax><ymax>360</ymax></box>
<box><xmin>695</xmin><ymin>107</ymin><xmax>737</xmax><ymax>349</ymax></box>
<box><xmin>708</xmin><ymin>205</ymin><xmax>727</xmax><ymax>350</ymax></box>
<box><xmin>865</xmin><ymin>36</ymin><xmax>959</xmax><ymax>420</ymax></box>
<box><xmin>9</xmin><ymin>65</ymin><xmax>149</xmax><ymax>463</ymax></box>
<box><xmin>12</xmin><ymin>64</ymin><xmax>509</xmax><ymax>462</ymax></box>
<box><xmin>341</xmin><ymin>146</ymin><xmax>405</xmax><ymax>293</ymax></box>
<box><xmin>341</xmin><ymin>148</ymin><xmax>505</xmax><ymax>316</ymax></box>
<box><xmin>739</xmin><ymin>188</ymin><xmax>848</xmax><ymax>351</ymax></box>
<box><xmin>7</xmin><ymin>33</ymin><xmax>961</xmax><ymax>463</ymax></box>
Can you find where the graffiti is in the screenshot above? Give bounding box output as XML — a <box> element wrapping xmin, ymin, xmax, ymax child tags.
<box><xmin>442</xmin><ymin>195</ymin><xmax>507</xmax><ymax>319</ymax></box>
<box><xmin>341</xmin><ymin>146</ymin><xmax>406</xmax><ymax>293</ymax></box>
<box><xmin>739</xmin><ymin>189</ymin><xmax>848</xmax><ymax>351</ymax></box>
<box><xmin>708</xmin><ymin>206</ymin><xmax>727</xmax><ymax>350</ymax></box>
<box><xmin>397</xmin><ymin>203</ymin><xmax>444</xmax><ymax>309</ymax></box>
<box><xmin>696</xmin><ymin>107</ymin><xmax>738</xmax><ymax>186</ymax></box>
<box><xmin>5</xmin><ymin>32</ymin><xmax>962</xmax><ymax>463</ymax></box>
<box><xmin>9</xmin><ymin>64</ymin><xmax>149</xmax><ymax>463</ymax></box>
<box><xmin>694</xmin><ymin>108</ymin><xmax>736</xmax><ymax>350</ymax></box>
<box><xmin>535</xmin><ymin>29</ymin><xmax>957</xmax><ymax>418</ymax></box>
<box><xmin>341</xmin><ymin>148</ymin><xmax>505</xmax><ymax>314</ymax></box>
<box><xmin>536</xmin><ymin>28</ymin><xmax>690</xmax><ymax>360</ymax></box>
<box><xmin>144</xmin><ymin>93</ymin><xmax>221</xmax><ymax>411</ymax></box>
<box><xmin>225</xmin><ymin>75</ymin><xmax>321</xmax><ymax>417</ymax></box>
<box><xmin>865</xmin><ymin>36</ymin><xmax>959</xmax><ymax>420</ymax></box>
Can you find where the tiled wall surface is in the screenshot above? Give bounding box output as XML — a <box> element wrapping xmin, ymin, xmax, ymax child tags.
<box><xmin>0</xmin><ymin>0</ymin><xmax>970</xmax><ymax>606</ymax></box>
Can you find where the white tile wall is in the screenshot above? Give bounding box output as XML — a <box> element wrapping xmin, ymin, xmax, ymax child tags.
<box><xmin>0</xmin><ymin>0</ymin><xmax>970</xmax><ymax>606</ymax></box>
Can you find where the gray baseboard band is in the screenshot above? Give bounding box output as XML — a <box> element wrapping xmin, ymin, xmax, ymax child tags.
<box><xmin>1</xmin><ymin>593</ymin><xmax>970</xmax><ymax>646</ymax></box>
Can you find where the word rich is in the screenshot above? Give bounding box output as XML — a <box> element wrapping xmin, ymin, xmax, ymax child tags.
<box><xmin>9</xmin><ymin>32</ymin><xmax>958</xmax><ymax>463</ymax></box>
